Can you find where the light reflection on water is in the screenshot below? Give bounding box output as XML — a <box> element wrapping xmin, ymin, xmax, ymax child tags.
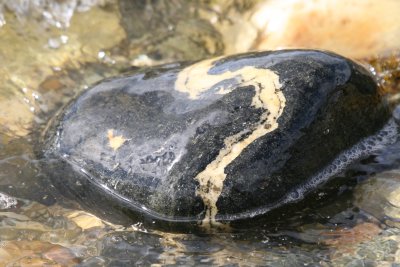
<box><xmin>0</xmin><ymin>0</ymin><xmax>400</xmax><ymax>265</ymax></box>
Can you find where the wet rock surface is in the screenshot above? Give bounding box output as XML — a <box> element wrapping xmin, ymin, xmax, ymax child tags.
<box><xmin>40</xmin><ymin>49</ymin><xmax>393</xmax><ymax>228</ymax></box>
<box><xmin>1</xmin><ymin>0</ymin><xmax>400</xmax><ymax>265</ymax></box>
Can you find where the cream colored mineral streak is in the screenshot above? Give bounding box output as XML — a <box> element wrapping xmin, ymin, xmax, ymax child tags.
<box><xmin>107</xmin><ymin>129</ymin><xmax>128</xmax><ymax>151</ymax></box>
<box><xmin>175</xmin><ymin>57</ymin><xmax>286</xmax><ymax>227</ymax></box>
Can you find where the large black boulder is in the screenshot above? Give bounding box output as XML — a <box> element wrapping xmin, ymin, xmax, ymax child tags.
<box><xmin>41</xmin><ymin>50</ymin><xmax>394</xmax><ymax>229</ymax></box>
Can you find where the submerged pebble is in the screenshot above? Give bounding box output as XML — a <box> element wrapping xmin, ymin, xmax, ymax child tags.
<box><xmin>41</xmin><ymin>50</ymin><xmax>394</xmax><ymax>229</ymax></box>
<box><xmin>355</xmin><ymin>170</ymin><xmax>400</xmax><ymax>228</ymax></box>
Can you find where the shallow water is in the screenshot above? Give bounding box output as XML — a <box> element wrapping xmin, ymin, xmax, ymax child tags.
<box><xmin>1</xmin><ymin>0</ymin><xmax>400</xmax><ymax>266</ymax></box>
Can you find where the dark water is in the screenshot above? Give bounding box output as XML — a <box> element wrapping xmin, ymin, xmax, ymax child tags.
<box><xmin>1</xmin><ymin>1</ymin><xmax>400</xmax><ymax>266</ymax></box>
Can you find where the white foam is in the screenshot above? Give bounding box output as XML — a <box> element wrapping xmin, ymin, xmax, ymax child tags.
<box><xmin>291</xmin><ymin>118</ymin><xmax>399</xmax><ymax>202</ymax></box>
<box><xmin>0</xmin><ymin>192</ymin><xmax>17</xmax><ymax>209</ymax></box>
<box><xmin>222</xmin><ymin>117</ymin><xmax>399</xmax><ymax>221</ymax></box>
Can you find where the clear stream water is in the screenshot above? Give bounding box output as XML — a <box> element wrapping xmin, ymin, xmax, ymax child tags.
<box><xmin>0</xmin><ymin>1</ymin><xmax>400</xmax><ymax>266</ymax></box>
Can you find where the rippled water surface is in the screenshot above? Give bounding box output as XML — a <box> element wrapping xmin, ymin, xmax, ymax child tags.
<box><xmin>1</xmin><ymin>0</ymin><xmax>400</xmax><ymax>266</ymax></box>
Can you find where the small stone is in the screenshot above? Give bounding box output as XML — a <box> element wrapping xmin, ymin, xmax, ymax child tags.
<box><xmin>66</xmin><ymin>210</ymin><xmax>104</xmax><ymax>230</ymax></box>
<box><xmin>0</xmin><ymin>241</ymin><xmax>80</xmax><ymax>266</ymax></box>
<box><xmin>354</xmin><ymin>170</ymin><xmax>400</xmax><ymax>227</ymax></box>
<box><xmin>322</xmin><ymin>223</ymin><xmax>382</xmax><ymax>250</ymax></box>
<box><xmin>39</xmin><ymin>76</ymin><xmax>64</xmax><ymax>91</ymax></box>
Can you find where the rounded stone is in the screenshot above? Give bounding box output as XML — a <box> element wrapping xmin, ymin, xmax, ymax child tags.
<box><xmin>354</xmin><ymin>170</ymin><xmax>400</xmax><ymax>228</ymax></box>
<box><xmin>40</xmin><ymin>50</ymin><xmax>392</xmax><ymax>228</ymax></box>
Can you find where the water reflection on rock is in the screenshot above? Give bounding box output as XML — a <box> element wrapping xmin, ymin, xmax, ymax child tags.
<box><xmin>0</xmin><ymin>0</ymin><xmax>400</xmax><ymax>266</ymax></box>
